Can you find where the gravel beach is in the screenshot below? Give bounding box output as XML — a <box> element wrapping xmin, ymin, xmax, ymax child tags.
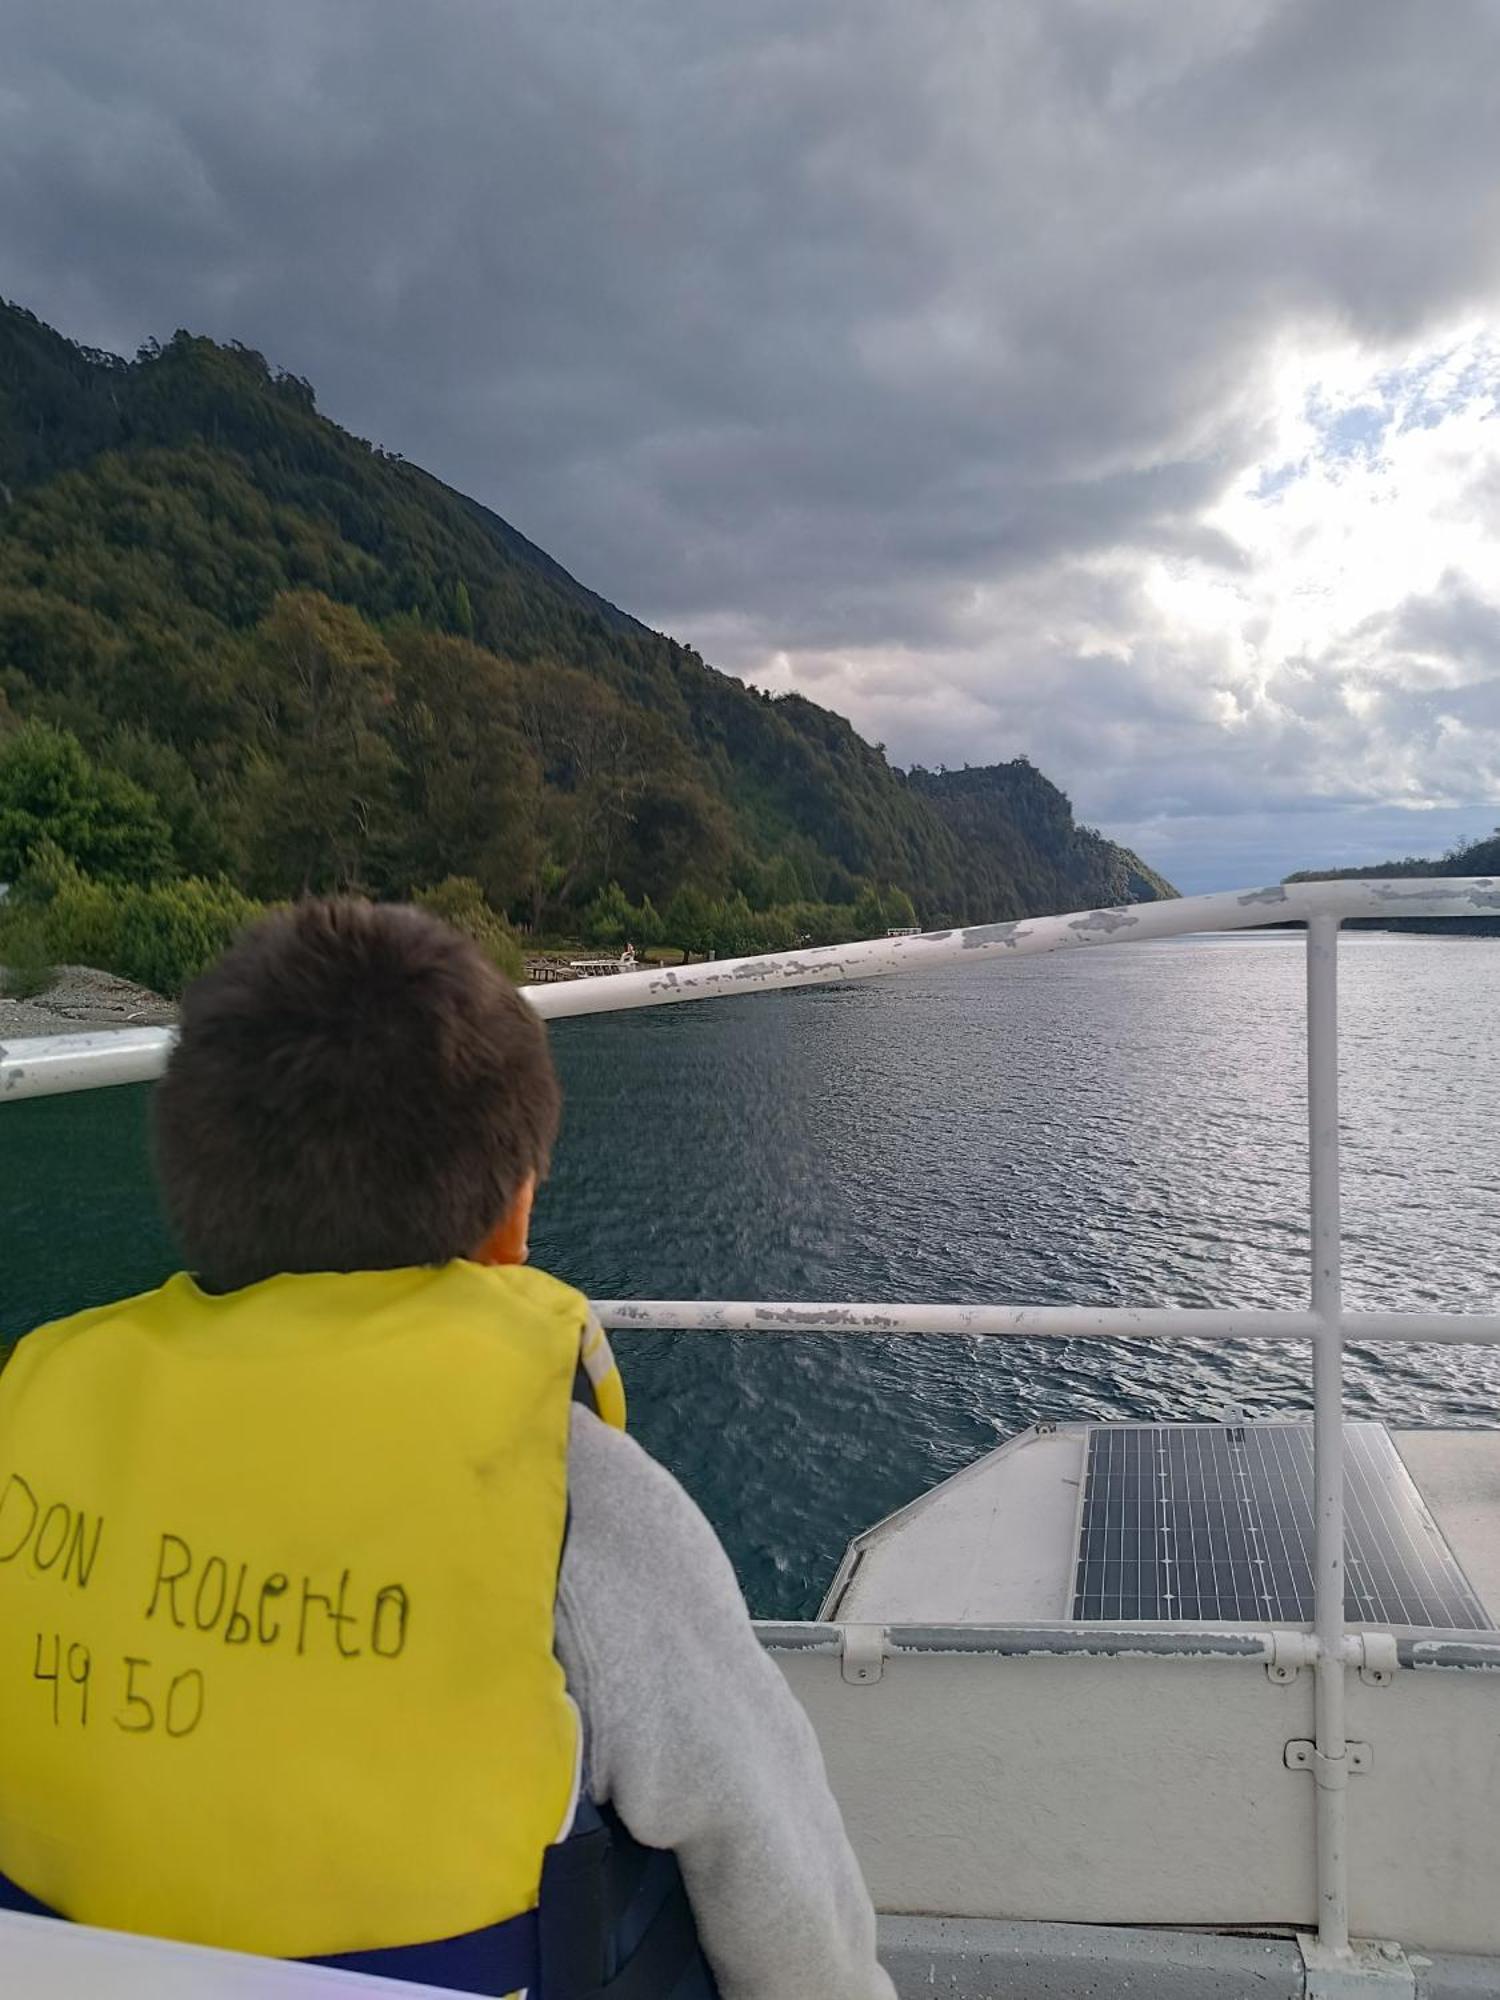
<box><xmin>0</xmin><ymin>965</ymin><xmax>177</xmax><ymax>1040</ymax></box>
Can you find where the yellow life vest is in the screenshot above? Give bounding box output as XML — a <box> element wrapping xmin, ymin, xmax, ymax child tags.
<box><xmin>0</xmin><ymin>1260</ymin><xmax>626</xmax><ymax>1962</ymax></box>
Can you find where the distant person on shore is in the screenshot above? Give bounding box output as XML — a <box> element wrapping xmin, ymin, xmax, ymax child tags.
<box><xmin>0</xmin><ymin>899</ymin><xmax>893</xmax><ymax>2000</ymax></box>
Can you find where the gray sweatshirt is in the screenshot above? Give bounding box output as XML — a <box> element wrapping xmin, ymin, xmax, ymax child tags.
<box><xmin>556</xmin><ymin>1406</ymin><xmax>896</xmax><ymax>2000</ymax></box>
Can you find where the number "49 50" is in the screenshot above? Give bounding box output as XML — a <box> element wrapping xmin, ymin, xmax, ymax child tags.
<box><xmin>34</xmin><ymin>1633</ymin><xmax>205</xmax><ymax>1738</ymax></box>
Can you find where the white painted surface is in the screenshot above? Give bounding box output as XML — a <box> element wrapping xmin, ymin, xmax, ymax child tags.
<box><xmin>774</xmin><ymin>1641</ymin><xmax>1500</xmax><ymax>1953</ymax></box>
<box><xmin>1346</xmin><ymin>1668</ymin><xmax>1500</xmax><ymax>1951</ymax></box>
<box><xmin>1394</xmin><ymin>1430</ymin><xmax>1500</xmax><ymax>1622</ymax></box>
<box><xmin>824</xmin><ymin>1427</ymin><xmax>1085</xmax><ymax>1622</ymax></box>
<box><xmin>1305</xmin><ymin>914</ymin><xmax>1350</xmax><ymax>1953</ymax></box>
<box><xmin>776</xmin><ymin>1645</ymin><xmax>1319</xmax><ymax>1930</ymax></box>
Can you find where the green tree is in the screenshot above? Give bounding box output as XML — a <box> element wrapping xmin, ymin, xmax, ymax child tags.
<box><xmin>234</xmin><ymin>593</ymin><xmax>400</xmax><ymax>896</ymax></box>
<box><xmin>747</xmin><ymin>906</ymin><xmax>797</xmax><ymax>952</ymax></box>
<box><xmin>583</xmin><ymin>880</ymin><xmax>634</xmax><ymax>949</ymax></box>
<box><xmin>13</xmin><ymin>841</ymin><xmax>122</xmax><ymax>966</ymax></box>
<box><xmin>112</xmin><ymin>878</ymin><xmax>262</xmax><ymax>996</ymax></box>
<box><xmin>0</xmin><ymin>721</ymin><xmax>174</xmax><ymax>884</ymax></box>
<box><xmin>413</xmin><ymin>875</ymin><xmax>525</xmax><ymax>981</ymax></box>
<box><xmin>664</xmin><ymin>883</ymin><xmax>715</xmax><ymax>956</ymax></box>
<box><xmin>849</xmin><ymin>883</ymin><xmax>888</xmax><ymax>939</ymax></box>
<box><xmin>384</xmin><ymin>629</ymin><xmax>542</xmax><ymax>913</ymax></box>
<box><xmin>103</xmin><ymin>727</ymin><xmax>228</xmax><ymax>877</ymax></box>
<box><xmin>0</xmin><ymin>911</ymin><xmax>56</xmax><ymax>998</ymax></box>
<box><xmin>884</xmin><ymin>887</ymin><xmax>919</xmax><ymax>929</ymax></box>
<box><xmin>710</xmin><ymin>890</ymin><xmax>757</xmax><ymax>957</ymax></box>
<box><xmin>621</xmin><ymin>776</ymin><xmax>735</xmax><ymax>902</ymax></box>
<box><xmin>761</xmin><ymin>853</ymin><xmax>805</xmax><ymax>908</ymax></box>
<box><xmin>783</xmin><ymin>900</ymin><xmax>855</xmax><ymax>947</ymax></box>
<box><xmin>514</xmin><ymin>665</ymin><xmax>681</xmax><ymax>911</ymax></box>
<box><xmin>7</xmin><ymin>845</ymin><xmax>260</xmax><ymax>996</ymax></box>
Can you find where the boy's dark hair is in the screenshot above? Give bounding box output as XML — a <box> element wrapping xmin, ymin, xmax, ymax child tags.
<box><xmin>153</xmin><ymin>899</ymin><xmax>560</xmax><ymax>1293</ymax></box>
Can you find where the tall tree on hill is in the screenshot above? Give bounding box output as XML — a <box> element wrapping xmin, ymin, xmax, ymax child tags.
<box><xmin>515</xmin><ymin>664</ymin><xmax>675</xmax><ymax>916</ymax></box>
<box><xmin>234</xmin><ymin>592</ymin><xmax>399</xmax><ymax>896</ymax></box>
<box><xmin>0</xmin><ymin>721</ymin><xmax>174</xmax><ymax>884</ymax></box>
<box><xmin>621</xmin><ymin>774</ymin><xmax>735</xmax><ymax>904</ymax></box>
<box><xmin>449</xmin><ymin>578</ymin><xmax>476</xmax><ymax>639</ymax></box>
<box><xmin>384</xmin><ymin>627</ymin><xmax>542</xmax><ymax>913</ymax></box>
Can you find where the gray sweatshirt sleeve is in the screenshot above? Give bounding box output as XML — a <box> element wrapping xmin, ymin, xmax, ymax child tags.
<box><xmin>555</xmin><ymin>1406</ymin><xmax>895</xmax><ymax>2000</ymax></box>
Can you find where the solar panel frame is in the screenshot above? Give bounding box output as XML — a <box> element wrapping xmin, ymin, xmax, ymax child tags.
<box><xmin>1069</xmin><ymin>1421</ymin><xmax>1489</xmax><ymax>1630</ymax></box>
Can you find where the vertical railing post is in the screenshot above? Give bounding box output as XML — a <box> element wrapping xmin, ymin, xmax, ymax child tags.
<box><xmin>1306</xmin><ymin>913</ymin><xmax>1350</xmax><ymax>1955</ymax></box>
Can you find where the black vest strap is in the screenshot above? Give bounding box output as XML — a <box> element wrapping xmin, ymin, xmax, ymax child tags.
<box><xmin>0</xmin><ymin>1867</ymin><xmax>54</xmax><ymax>1919</ymax></box>
<box><xmin>539</xmin><ymin>1803</ymin><xmax>720</xmax><ymax>2000</ymax></box>
<box><xmin>537</xmin><ymin>1820</ymin><xmax>612</xmax><ymax>1992</ymax></box>
<box><xmin>592</xmin><ymin>1869</ymin><xmax>703</xmax><ymax>2000</ymax></box>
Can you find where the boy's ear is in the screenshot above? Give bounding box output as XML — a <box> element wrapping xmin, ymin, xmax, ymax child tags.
<box><xmin>472</xmin><ymin>1174</ymin><xmax>537</xmax><ymax>1267</ymax></box>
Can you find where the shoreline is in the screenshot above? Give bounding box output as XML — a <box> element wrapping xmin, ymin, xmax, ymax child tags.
<box><xmin>0</xmin><ymin>965</ymin><xmax>177</xmax><ymax>1040</ymax></box>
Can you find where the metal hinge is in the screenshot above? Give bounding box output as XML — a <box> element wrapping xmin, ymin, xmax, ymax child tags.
<box><xmin>1298</xmin><ymin>1934</ymin><xmax>1414</xmax><ymax>1996</ymax></box>
<box><xmin>840</xmin><ymin>1623</ymin><xmax>886</xmax><ymax>1685</ymax></box>
<box><xmin>1285</xmin><ymin>1739</ymin><xmax>1372</xmax><ymax>1784</ymax></box>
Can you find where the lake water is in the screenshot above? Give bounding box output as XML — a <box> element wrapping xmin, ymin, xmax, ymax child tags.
<box><xmin>4</xmin><ymin>930</ymin><xmax>1499</xmax><ymax>1618</ymax></box>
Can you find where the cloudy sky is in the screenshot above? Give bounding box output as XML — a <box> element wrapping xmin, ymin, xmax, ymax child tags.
<box><xmin>4</xmin><ymin>0</ymin><xmax>1500</xmax><ymax>891</ymax></box>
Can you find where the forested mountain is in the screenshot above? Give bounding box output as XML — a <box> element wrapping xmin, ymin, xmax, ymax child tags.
<box><xmin>0</xmin><ymin>299</ymin><xmax>1172</xmax><ymax>934</ymax></box>
<box><xmin>910</xmin><ymin>764</ymin><xmax>1174</xmax><ymax>909</ymax></box>
<box><xmin>1287</xmin><ymin>830</ymin><xmax>1500</xmax><ymax>934</ymax></box>
<box><xmin>1287</xmin><ymin>830</ymin><xmax>1500</xmax><ymax>884</ymax></box>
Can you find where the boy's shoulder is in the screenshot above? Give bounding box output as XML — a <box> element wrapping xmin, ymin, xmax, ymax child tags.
<box><xmin>4</xmin><ymin>1263</ymin><xmax>592</xmax><ymax>1390</ymax></box>
<box><xmin>2</xmin><ymin>1277</ymin><xmax>186</xmax><ymax>1386</ymax></box>
<box><xmin>474</xmin><ymin>1259</ymin><xmax>590</xmax><ymax>1326</ymax></box>
<box><xmin>564</xmin><ymin>1405</ymin><xmax>741</xmax><ymax>1595</ymax></box>
<box><xmin>440</xmin><ymin>1256</ymin><xmax>592</xmax><ymax>1336</ymax></box>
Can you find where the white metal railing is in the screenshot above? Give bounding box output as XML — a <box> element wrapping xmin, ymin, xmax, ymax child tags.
<box><xmin>6</xmin><ymin>873</ymin><xmax>1500</xmax><ymax>1962</ymax></box>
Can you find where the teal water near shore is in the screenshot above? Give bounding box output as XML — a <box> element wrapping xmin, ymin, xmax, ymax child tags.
<box><xmin>4</xmin><ymin>931</ymin><xmax>1499</xmax><ymax>1618</ymax></box>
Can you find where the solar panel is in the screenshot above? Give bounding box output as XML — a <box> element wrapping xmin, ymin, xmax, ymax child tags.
<box><xmin>1070</xmin><ymin>1421</ymin><xmax>1488</xmax><ymax>1630</ymax></box>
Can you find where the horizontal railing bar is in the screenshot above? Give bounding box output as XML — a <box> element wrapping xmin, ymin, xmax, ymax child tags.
<box><xmin>754</xmin><ymin>1623</ymin><xmax>1320</xmax><ymax>1662</ymax></box>
<box><xmin>529</xmin><ymin>874</ymin><xmax>1500</xmax><ymax>1020</ymax></box>
<box><xmin>4</xmin><ymin>876</ymin><xmax>1498</xmax><ymax>1100</ymax></box>
<box><xmin>1340</xmin><ymin>1311</ymin><xmax>1500</xmax><ymax>1344</ymax></box>
<box><xmin>756</xmin><ymin>1625</ymin><xmax>1435</xmax><ymax>1664</ymax></box>
<box><xmin>598</xmin><ymin>1302</ymin><xmax>1500</xmax><ymax>1343</ymax></box>
<box><xmin>599</xmin><ymin>1301</ymin><xmax>1324</xmax><ymax>1340</ymax></box>
<box><xmin>1402</xmin><ymin>1637</ymin><xmax>1500</xmax><ymax>1670</ymax></box>
<box><xmin>0</xmin><ymin>1026</ymin><xmax>173</xmax><ymax>1102</ymax></box>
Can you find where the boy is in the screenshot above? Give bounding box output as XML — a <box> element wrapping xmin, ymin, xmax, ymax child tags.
<box><xmin>0</xmin><ymin>898</ymin><xmax>894</xmax><ymax>2000</ymax></box>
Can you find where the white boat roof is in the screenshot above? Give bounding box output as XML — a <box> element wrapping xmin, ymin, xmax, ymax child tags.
<box><xmin>1390</xmin><ymin>1428</ymin><xmax>1500</xmax><ymax>1619</ymax></box>
<box><xmin>825</xmin><ymin>1422</ymin><xmax>1086</xmax><ymax>1622</ymax></box>
<box><xmin>823</xmin><ymin>1422</ymin><xmax>1500</xmax><ymax>1628</ymax></box>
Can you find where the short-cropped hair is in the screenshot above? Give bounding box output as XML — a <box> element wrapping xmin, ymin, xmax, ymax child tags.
<box><xmin>153</xmin><ymin>899</ymin><xmax>560</xmax><ymax>1293</ymax></box>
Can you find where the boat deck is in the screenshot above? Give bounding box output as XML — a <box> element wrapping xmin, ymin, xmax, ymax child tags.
<box><xmin>1394</xmin><ymin>1430</ymin><xmax>1500</xmax><ymax>1620</ymax></box>
<box><xmin>824</xmin><ymin>1423</ymin><xmax>1500</xmax><ymax>1629</ymax></box>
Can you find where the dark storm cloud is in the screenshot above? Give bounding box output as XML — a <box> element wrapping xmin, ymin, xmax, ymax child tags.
<box><xmin>4</xmin><ymin>0</ymin><xmax>1500</xmax><ymax>887</ymax></box>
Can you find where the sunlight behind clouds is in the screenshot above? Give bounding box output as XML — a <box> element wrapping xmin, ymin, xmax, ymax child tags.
<box><xmin>740</xmin><ymin>327</ymin><xmax>1500</xmax><ymax>890</ymax></box>
<box><xmin>1210</xmin><ymin>330</ymin><xmax>1500</xmax><ymax>669</ymax></box>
